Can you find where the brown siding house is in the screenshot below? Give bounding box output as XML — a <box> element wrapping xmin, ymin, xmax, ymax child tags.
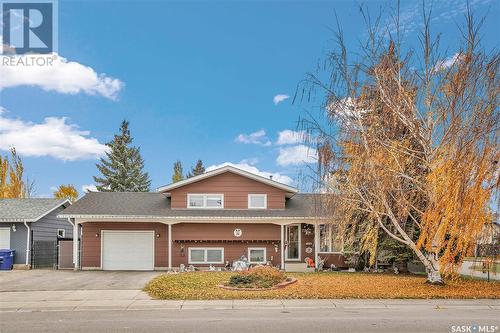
<box><xmin>59</xmin><ymin>165</ymin><xmax>343</xmax><ymax>272</ymax></box>
<box><xmin>169</xmin><ymin>172</ymin><xmax>286</xmax><ymax>209</ymax></box>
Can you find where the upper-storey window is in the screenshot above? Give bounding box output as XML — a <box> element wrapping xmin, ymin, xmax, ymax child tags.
<box><xmin>248</xmin><ymin>194</ymin><xmax>267</xmax><ymax>209</ymax></box>
<box><xmin>187</xmin><ymin>194</ymin><xmax>224</xmax><ymax>209</ymax></box>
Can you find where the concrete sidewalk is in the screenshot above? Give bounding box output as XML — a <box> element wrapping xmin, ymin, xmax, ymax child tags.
<box><xmin>0</xmin><ymin>290</ymin><xmax>499</xmax><ymax>312</ymax></box>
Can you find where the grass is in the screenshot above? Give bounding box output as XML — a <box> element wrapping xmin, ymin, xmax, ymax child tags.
<box><xmin>144</xmin><ymin>271</ymin><xmax>500</xmax><ymax>300</ymax></box>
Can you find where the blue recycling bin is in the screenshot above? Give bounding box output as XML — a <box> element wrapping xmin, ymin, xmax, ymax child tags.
<box><xmin>0</xmin><ymin>249</ymin><xmax>15</xmax><ymax>270</ymax></box>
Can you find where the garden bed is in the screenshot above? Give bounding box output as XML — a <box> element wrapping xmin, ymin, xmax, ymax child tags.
<box><xmin>218</xmin><ymin>277</ymin><xmax>297</xmax><ymax>291</ymax></box>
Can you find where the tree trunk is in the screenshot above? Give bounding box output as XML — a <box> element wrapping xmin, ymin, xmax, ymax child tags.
<box><xmin>424</xmin><ymin>255</ymin><xmax>444</xmax><ymax>284</ymax></box>
<box><xmin>411</xmin><ymin>245</ymin><xmax>444</xmax><ymax>284</ymax></box>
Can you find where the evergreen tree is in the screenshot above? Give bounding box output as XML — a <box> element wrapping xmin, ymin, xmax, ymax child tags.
<box><xmin>172</xmin><ymin>160</ymin><xmax>184</xmax><ymax>183</ymax></box>
<box><xmin>93</xmin><ymin>120</ymin><xmax>151</xmax><ymax>192</ymax></box>
<box><xmin>187</xmin><ymin>159</ymin><xmax>205</xmax><ymax>178</ymax></box>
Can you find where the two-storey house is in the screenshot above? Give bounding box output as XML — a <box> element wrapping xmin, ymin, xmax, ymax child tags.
<box><xmin>59</xmin><ymin>165</ymin><xmax>345</xmax><ymax>271</ymax></box>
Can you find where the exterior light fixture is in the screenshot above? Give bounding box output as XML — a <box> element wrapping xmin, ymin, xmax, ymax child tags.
<box><xmin>156</xmin><ymin>233</ymin><xmax>160</xmax><ymax>238</ymax></box>
<box><xmin>12</xmin><ymin>225</ymin><xmax>16</xmax><ymax>232</ymax></box>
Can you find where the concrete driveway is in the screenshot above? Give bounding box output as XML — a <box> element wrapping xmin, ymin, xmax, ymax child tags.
<box><xmin>0</xmin><ymin>270</ymin><xmax>162</xmax><ymax>291</ymax></box>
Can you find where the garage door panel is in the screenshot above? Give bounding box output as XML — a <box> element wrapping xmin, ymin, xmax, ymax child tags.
<box><xmin>0</xmin><ymin>228</ymin><xmax>11</xmax><ymax>249</ymax></box>
<box><xmin>102</xmin><ymin>231</ymin><xmax>154</xmax><ymax>271</ymax></box>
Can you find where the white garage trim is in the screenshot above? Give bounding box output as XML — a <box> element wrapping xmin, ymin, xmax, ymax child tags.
<box><xmin>100</xmin><ymin>230</ymin><xmax>155</xmax><ymax>271</ymax></box>
<box><xmin>0</xmin><ymin>227</ymin><xmax>11</xmax><ymax>249</ymax></box>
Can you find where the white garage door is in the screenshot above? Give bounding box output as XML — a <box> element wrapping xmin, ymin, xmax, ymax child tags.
<box><xmin>102</xmin><ymin>230</ymin><xmax>154</xmax><ymax>271</ymax></box>
<box><xmin>0</xmin><ymin>227</ymin><xmax>11</xmax><ymax>249</ymax></box>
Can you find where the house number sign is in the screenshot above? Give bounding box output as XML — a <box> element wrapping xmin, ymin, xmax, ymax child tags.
<box><xmin>233</xmin><ymin>229</ymin><xmax>242</xmax><ymax>237</ymax></box>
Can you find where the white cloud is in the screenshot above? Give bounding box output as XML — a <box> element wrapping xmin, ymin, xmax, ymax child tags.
<box><xmin>81</xmin><ymin>184</ymin><xmax>98</xmax><ymax>193</ymax></box>
<box><xmin>276</xmin><ymin>130</ymin><xmax>307</xmax><ymax>145</ymax></box>
<box><xmin>0</xmin><ymin>107</ymin><xmax>108</xmax><ymax>161</ymax></box>
<box><xmin>235</xmin><ymin>129</ymin><xmax>272</xmax><ymax>146</ymax></box>
<box><xmin>386</xmin><ymin>0</ymin><xmax>493</xmax><ymax>36</ymax></box>
<box><xmin>273</xmin><ymin>94</ymin><xmax>289</xmax><ymax>105</ymax></box>
<box><xmin>206</xmin><ymin>162</ymin><xmax>293</xmax><ymax>185</ymax></box>
<box><xmin>0</xmin><ymin>53</ymin><xmax>123</xmax><ymax>99</ymax></box>
<box><xmin>434</xmin><ymin>53</ymin><xmax>462</xmax><ymax>72</ymax></box>
<box><xmin>276</xmin><ymin>145</ymin><xmax>317</xmax><ymax>166</ymax></box>
<box><xmin>327</xmin><ymin>97</ymin><xmax>367</xmax><ymax>125</ymax></box>
<box><xmin>239</xmin><ymin>157</ymin><xmax>259</xmax><ymax>165</ymax></box>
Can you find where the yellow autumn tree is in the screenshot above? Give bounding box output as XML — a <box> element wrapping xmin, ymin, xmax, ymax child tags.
<box><xmin>299</xmin><ymin>7</ymin><xmax>499</xmax><ymax>284</ymax></box>
<box><xmin>0</xmin><ymin>148</ymin><xmax>27</xmax><ymax>198</ymax></box>
<box><xmin>53</xmin><ymin>184</ymin><xmax>79</xmax><ymax>202</ymax></box>
<box><xmin>0</xmin><ymin>154</ymin><xmax>8</xmax><ymax>198</ymax></box>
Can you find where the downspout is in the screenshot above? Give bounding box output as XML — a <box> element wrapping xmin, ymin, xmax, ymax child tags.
<box><xmin>23</xmin><ymin>221</ymin><xmax>31</xmax><ymax>267</ymax></box>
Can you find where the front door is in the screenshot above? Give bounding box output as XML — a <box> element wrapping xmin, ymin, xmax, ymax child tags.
<box><xmin>285</xmin><ymin>224</ymin><xmax>300</xmax><ymax>260</ymax></box>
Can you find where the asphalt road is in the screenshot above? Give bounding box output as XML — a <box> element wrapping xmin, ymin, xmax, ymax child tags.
<box><xmin>1</xmin><ymin>307</ymin><xmax>499</xmax><ymax>333</ymax></box>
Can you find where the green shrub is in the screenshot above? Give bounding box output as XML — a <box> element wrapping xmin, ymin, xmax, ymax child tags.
<box><xmin>229</xmin><ymin>274</ymin><xmax>254</xmax><ymax>286</ymax></box>
<box><xmin>227</xmin><ymin>266</ymin><xmax>286</xmax><ymax>289</ymax></box>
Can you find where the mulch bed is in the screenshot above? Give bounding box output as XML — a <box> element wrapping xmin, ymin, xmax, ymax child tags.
<box><xmin>217</xmin><ymin>278</ymin><xmax>297</xmax><ymax>291</ymax></box>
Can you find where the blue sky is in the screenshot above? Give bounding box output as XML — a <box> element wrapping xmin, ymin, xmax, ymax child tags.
<box><xmin>0</xmin><ymin>0</ymin><xmax>498</xmax><ymax>197</ymax></box>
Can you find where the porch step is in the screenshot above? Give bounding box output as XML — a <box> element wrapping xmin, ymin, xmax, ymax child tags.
<box><xmin>284</xmin><ymin>263</ymin><xmax>314</xmax><ymax>272</ymax></box>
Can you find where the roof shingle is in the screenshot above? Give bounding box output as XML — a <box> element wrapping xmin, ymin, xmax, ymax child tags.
<box><xmin>59</xmin><ymin>192</ymin><xmax>331</xmax><ymax>219</ymax></box>
<box><xmin>0</xmin><ymin>198</ymin><xmax>69</xmax><ymax>222</ymax></box>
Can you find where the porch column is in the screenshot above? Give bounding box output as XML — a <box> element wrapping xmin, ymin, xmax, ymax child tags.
<box><xmin>280</xmin><ymin>224</ymin><xmax>285</xmax><ymax>270</ymax></box>
<box><xmin>73</xmin><ymin>220</ymin><xmax>79</xmax><ymax>270</ymax></box>
<box><xmin>168</xmin><ymin>224</ymin><xmax>172</xmax><ymax>270</ymax></box>
<box><xmin>314</xmin><ymin>223</ymin><xmax>320</xmax><ymax>269</ymax></box>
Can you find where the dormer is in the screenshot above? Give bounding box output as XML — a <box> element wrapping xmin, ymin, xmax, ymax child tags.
<box><xmin>157</xmin><ymin>165</ymin><xmax>297</xmax><ymax>210</ymax></box>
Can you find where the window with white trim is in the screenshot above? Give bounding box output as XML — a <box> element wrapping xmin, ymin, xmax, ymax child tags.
<box><xmin>188</xmin><ymin>248</ymin><xmax>224</xmax><ymax>264</ymax></box>
<box><xmin>57</xmin><ymin>229</ymin><xmax>65</xmax><ymax>238</ymax></box>
<box><xmin>248</xmin><ymin>247</ymin><xmax>266</xmax><ymax>264</ymax></box>
<box><xmin>319</xmin><ymin>224</ymin><xmax>342</xmax><ymax>253</ymax></box>
<box><xmin>286</xmin><ymin>224</ymin><xmax>300</xmax><ymax>260</ymax></box>
<box><xmin>248</xmin><ymin>194</ymin><xmax>267</xmax><ymax>209</ymax></box>
<box><xmin>187</xmin><ymin>194</ymin><xmax>224</xmax><ymax>209</ymax></box>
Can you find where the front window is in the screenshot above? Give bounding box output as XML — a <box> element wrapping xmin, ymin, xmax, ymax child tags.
<box><xmin>248</xmin><ymin>194</ymin><xmax>267</xmax><ymax>209</ymax></box>
<box><xmin>319</xmin><ymin>224</ymin><xmax>342</xmax><ymax>252</ymax></box>
<box><xmin>188</xmin><ymin>248</ymin><xmax>224</xmax><ymax>264</ymax></box>
<box><xmin>248</xmin><ymin>247</ymin><xmax>266</xmax><ymax>264</ymax></box>
<box><xmin>286</xmin><ymin>224</ymin><xmax>300</xmax><ymax>260</ymax></box>
<box><xmin>187</xmin><ymin>194</ymin><xmax>224</xmax><ymax>209</ymax></box>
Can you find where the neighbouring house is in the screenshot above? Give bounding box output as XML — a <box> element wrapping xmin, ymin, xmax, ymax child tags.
<box><xmin>59</xmin><ymin>165</ymin><xmax>345</xmax><ymax>272</ymax></box>
<box><xmin>0</xmin><ymin>198</ymin><xmax>73</xmax><ymax>269</ymax></box>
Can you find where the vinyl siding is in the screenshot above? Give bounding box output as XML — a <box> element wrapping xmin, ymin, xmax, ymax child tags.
<box><xmin>172</xmin><ymin>223</ymin><xmax>280</xmax><ymax>241</ymax></box>
<box><xmin>0</xmin><ymin>222</ymin><xmax>29</xmax><ymax>264</ymax></box>
<box><xmin>173</xmin><ymin>241</ymin><xmax>280</xmax><ymax>267</ymax></box>
<box><xmin>170</xmin><ymin>172</ymin><xmax>286</xmax><ymax>209</ymax></box>
<box><xmin>81</xmin><ymin>222</ymin><xmax>168</xmax><ymax>268</ymax></box>
<box><xmin>31</xmin><ymin>206</ymin><xmax>73</xmax><ymax>241</ymax></box>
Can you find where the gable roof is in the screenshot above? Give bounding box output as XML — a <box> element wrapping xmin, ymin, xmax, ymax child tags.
<box><xmin>0</xmin><ymin>198</ymin><xmax>71</xmax><ymax>222</ymax></box>
<box><xmin>156</xmin><ymin>165</ymin><xmax>298</xmax><ymax>197</ymax></box>
<box><xmin>58</xmin><ymin>192</ymin><xmax>331</xmax><ymax>219</ymax></box>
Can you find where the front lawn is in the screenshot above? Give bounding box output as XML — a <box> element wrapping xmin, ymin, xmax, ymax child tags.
<box><xmin>144</xmin><ymin>271</ymin><xmax>500</xmax><ymax>300</ymax></box>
